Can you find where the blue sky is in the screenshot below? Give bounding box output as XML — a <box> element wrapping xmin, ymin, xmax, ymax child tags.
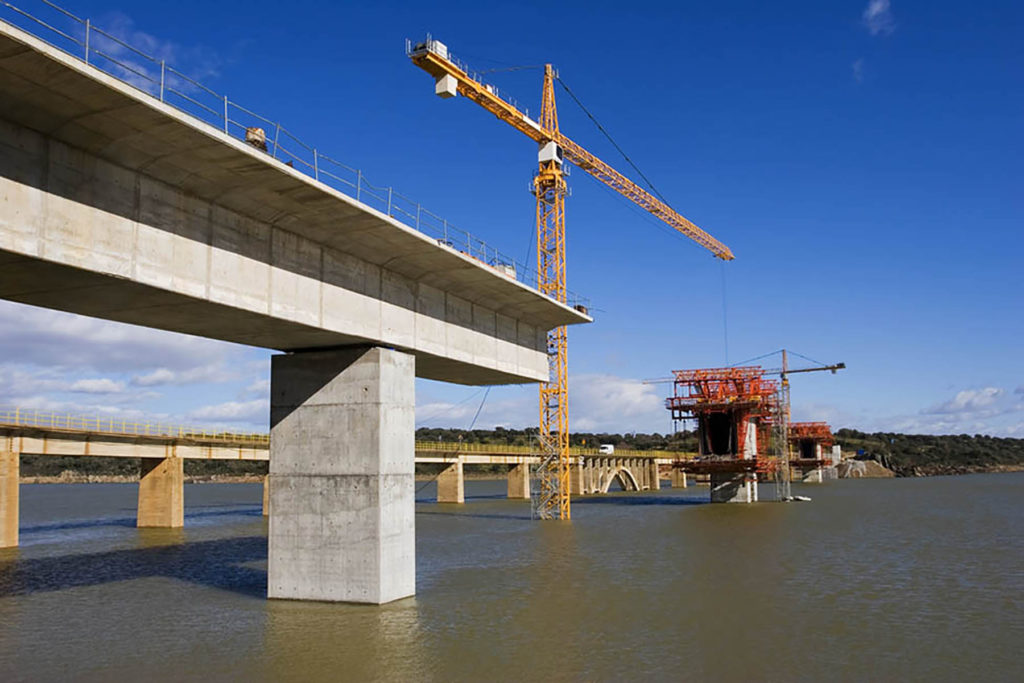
<box><xmin>1</xmin><ymin>0</ymin><xmax>1022</xmax><ymax>436</ymax></box>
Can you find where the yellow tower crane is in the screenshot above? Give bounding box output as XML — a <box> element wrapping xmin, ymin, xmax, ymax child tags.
<box><xmin>408</xmin><ymin>38</ymin><xmax>734</xmax><ymax>519</ymax></box>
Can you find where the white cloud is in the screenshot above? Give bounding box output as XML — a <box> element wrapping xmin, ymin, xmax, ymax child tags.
<box><xmin>188</xmin><ymin>399</ymin><xmax>268</xmax><ymax>425</ymax></box>
<box><xmin>69</xmin><ymin>378</ymin><xmax>126</xmax><ymax>394</ymax></box>
<box><xmin>0</xmin><ymin>302</ymin><xmax>237</xmax><ymax>373</ymax></box>
<box><xmin>93</xmin><ymin>12</ymin><xmax>222</xmax><ymax>96</ymax></box>
<box><xmin>416</xmin><ymin>374</ymin><xmax>671</xmax><ymax>434</ymax></box>
<box><xmin>862</xmin><ymin>0</ymin><xmax>895</xmax><ymax>36</ymax></box>
<box><xmin>569</xmin><ymin>374</ymin><xmax>666</xmax><ymax>432</ymax></box>
<box><xmin>131</xmin><ymin>363</ymin><xmax>237</xmax><ymax>387</ymax></box>
<box><xmin>852</xmin><ymin>58</ymin><xmax>865</xmax><ymax>83</ymax></box>
<box><xmin>241</xmin><ymin>378</ymin><xmax>270</xmax><ymax>398</ymax></box>
<box><xmin>927</xmin><ymin>387</ymin><xmax>1004</xmax><ymax>415</ymax></box>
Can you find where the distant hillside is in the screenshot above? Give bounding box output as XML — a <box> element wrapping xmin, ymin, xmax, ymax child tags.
<box><xmin>834</xmin><ymin>429</ymin><xmax>1024</xmax><ymax>476</ymax></box>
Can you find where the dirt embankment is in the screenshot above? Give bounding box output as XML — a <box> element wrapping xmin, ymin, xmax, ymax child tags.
<box><xmin>837</xmin><ymin>460</ymin><xmax>896</xmax><ymax>478</ymax></box>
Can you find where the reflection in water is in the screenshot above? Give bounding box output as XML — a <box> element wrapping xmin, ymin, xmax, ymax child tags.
<box><xmin>0</xmin><ymin>476</ymin><xmax>1021</xmax><ymax>681</ymax></box>
<box><xmin>260</xmin><ymin>598</ymin><xmax>428</xmax><ymax>682</ymax></box>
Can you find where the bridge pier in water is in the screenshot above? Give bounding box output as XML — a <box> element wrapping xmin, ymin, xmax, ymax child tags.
<box><xmin>137</xmin><ymin>456</ymin><xmax>184</xmax><ymax>528</ymax></box>
<box><xmin>507</xmin><ymin>464</ymin><xmax>530</xmax><ymax>499</ymax></box>
<box><xmin>436</xmin><ymin>459</ymin><xmax>464</xmax><ymax>504</ymax></box>
<box><xmin>801</xmin><ymin>465</ymin><xmax>824</xmax><ymax>483</ymax></box>
<box><xmin>1</xmin><ymin>450</ymin><xmax>17</xmax><ymax>548</ymax></box>
<box><xmin>262</xmin><ymin>475</ymin><xmax>270</xmax><ymax>516</ymax></box>
<box><xmin>670</xmin><ymin>469</ymin><xmax>688</xmax><ymax>488</ymax></box>
<box><xmin>710</xmin><ymin>473</ymin><xmax>758</xmax><ymax>503</ymax></box>
<box><xmin>649</xmin><ymin>461</ymin><xmax>661</xmax><ymax>490</ymax></box>
<box><xmin>268</xmin><ymin>347</ymin><xmax>415</xmax><ymax>605</ymax></box>
<box><xmin>570</xmin><ymin>462</ymin><xmax>585</xmax><ymax>495</ymax></box>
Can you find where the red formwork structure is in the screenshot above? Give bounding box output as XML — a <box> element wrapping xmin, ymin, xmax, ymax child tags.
<box><xmin>788</xmin><ymin>421</ymin><xmax>834</xmax><ymax>467</ymax></box>
<box><xmin>665</xmin><ymin>366</ymin><xmax>779</xmax><ymax>476</ymax></box>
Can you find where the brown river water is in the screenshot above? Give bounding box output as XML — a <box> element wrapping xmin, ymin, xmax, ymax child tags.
<box><xmin>0</xmin><ymin>473</ymin><xmax>1021</xmax><ymax>682</ymax></box>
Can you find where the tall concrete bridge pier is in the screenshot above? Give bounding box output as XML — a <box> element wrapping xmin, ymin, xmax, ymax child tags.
<box><xmin>0</xmin><ymin>20</ymin><xmax>589</xmax><ymax>603</ymax></box>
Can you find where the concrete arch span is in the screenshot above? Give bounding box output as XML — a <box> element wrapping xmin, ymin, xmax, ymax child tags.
<box><xmin>600</xmin><ymin>466</ymin><xmax>640</xmax><ymax>494</ymax></box>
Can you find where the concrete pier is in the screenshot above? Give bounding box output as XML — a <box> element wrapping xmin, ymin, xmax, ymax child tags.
<box><xmin>507</xmin><ymin>464</ymin><xmax>530</xmax><ymax>499</ymax></box>
<box><xmin>570</xmin><ymin>463</ymin><xmax>585</xmax><ymax>495</ymax></box>
<box><xmin>137</xmin><ymin>456</ymin><xmax>184</xmax><ymax>528</ymax></box>
<box><xmin>670</xmin><ymin>469</ymin><xmax>688</xmax><ymax>488</ymax></box>
<box><xmin>268</xmin><ymin>347</ymin><xmax>415</xmax><ymax>604</ymax></box>
<box><xmin>436</xmin><ymin>460</ymin><xmax>465</xmax><ymax>504</ymax></box>
<box><xmin>801</xmin><ymin>467</ymin><xmax>824</xmax><ymax>483</ymax></box>
<box><xmin>710</xmin><ymin>473</ymin><xmax>758</xmax><ymax>503</ymax></box>
<box><xmin>0</xmin><ymin>451</ymin><xmax>17</xmax><ymax>548</ymax></box>
<box><xmin>648</xmin><ymin>461</ymin><xmax>661</xmax><ymax>491</ymax></box>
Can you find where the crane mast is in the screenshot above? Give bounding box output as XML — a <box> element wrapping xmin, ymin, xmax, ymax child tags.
<box><xmin>408</xmin><ymin>38</ymin><xmax>733</xmax><ymax>519</ymax></box>
<box><xmin>533</xmin><ymin>65</ymin><xmax>570</xmax><ymax>519</ymax></box>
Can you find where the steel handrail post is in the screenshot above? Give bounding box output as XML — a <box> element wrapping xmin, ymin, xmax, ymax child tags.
<box><xmin>223</xmin><ymin>96</ymin><xmax>229</xmax><ymax>133</ymax></box>
<box><xmin>356</xmin><ymin>170</ymin><xmax>362</xmax><ymax>201</ymax></box>
<box><xmin>313</xmin><ymin>149</ymin><xmax>319</xmax><ymax>180</ymax></box>
<box><xmin>84</xmin><ymin>18</ymin><xmax>89</xmax><ymax>64</ymax></box>
<box><xmin>159</xmin><ymin>60</ymin><xmax>165</xmax><ymax>101</ymax></box>
<box><xmin>271</xmin><ymin>123</ymin><xmax>281</xmax><ymax>159</ymax></box>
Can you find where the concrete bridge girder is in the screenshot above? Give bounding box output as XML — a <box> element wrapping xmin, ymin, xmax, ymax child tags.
<box><xmin>0</xmin><ymin>20</ymin><xmax>594</xmax><ymax>605</ymax></box>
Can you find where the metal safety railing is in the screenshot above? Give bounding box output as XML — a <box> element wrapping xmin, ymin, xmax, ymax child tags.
<box><xmin>0</xmin><ymin>406</ymin><xmax>696</xmax><ymax>458</ymax></box>
<box><xmin>0</xmin><ymin>406</ymin><xmax>270</xmax><ymax>444</ymax></box>
<box><xmin>0</xmin><ymin>0</ymin><xmax>590</xmax><ymax>310</ymax></box>
<box><xmin>415</xmin><ymin>441</ymin><xmax>695</xmax><ymax>459</ymax></box>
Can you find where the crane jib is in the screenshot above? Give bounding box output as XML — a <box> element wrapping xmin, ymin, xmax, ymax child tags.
<box><xmin>409</xmin><ymin>40</ymin><xmax>734</xmax><ymax>261</ymax></box>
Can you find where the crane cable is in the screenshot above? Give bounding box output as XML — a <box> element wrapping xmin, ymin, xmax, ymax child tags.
<box><xmin>415</xmin><ymin>386</ymin><xmax>492</xmax><ymax>495</ymax></box>
<box><xmin>721</xmin><ymin>261</ymin><xmax>730</xmax><ymax>366</ymax></box>
<box><xmin>555</xmin><ymin>76</ymin><xmax>671</xmax><ymax>206</ymax></box>
<box><xmin>557</xmin><ymin>75</ymin><xmax>734</xmax><ymax>365</ymax></box>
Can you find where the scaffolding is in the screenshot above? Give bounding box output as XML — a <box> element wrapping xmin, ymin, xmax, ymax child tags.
<box><xmin>666</xmin><ymin>367</ymin><xmax>779</xmax><ymax>490</ymax></box>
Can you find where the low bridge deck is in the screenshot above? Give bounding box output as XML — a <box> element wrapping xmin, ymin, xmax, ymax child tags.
<box><xmin>0</xmin><ymin>409</ymin><xmax>695</xmax><ymax>464</ymax></box>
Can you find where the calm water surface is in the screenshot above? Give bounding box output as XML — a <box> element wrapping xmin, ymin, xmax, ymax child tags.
<box><xmin>0</xmin><ymin>474</ymin><xmax>1021</xmax><ymax>681</ymax></box>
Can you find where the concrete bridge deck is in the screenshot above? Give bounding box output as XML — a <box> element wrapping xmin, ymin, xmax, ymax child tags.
<box><xmin>0</xmin><ymin>11</ymin><xmax>590</xmax><ymax>603</ymax></box>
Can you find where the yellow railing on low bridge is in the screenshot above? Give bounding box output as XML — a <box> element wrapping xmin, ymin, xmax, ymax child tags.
<box><xmin>0</xmin><ymin>407</ymin><xmax>697</xmax><ymax>459</ymax></box>
<box><xmin>415</xmin><ymin>441</ymin><xmax>696</xmax><ymax>460</ymax></box>
<box><xmin>0</xmin><ymin>407</ymin><xmax>270</xmax><ymax>445</ymax></box>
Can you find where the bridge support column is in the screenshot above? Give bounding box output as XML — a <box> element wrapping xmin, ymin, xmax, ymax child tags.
<box><xmin>636</xmin><ymin>459</ymin><xmax>648</xmax><ymax>490</ymax></box>
<box><xmin>137</xmin><ymin>456</ymin><xmax>184</xmax><ymax>527</ymax></box>
<box><xmin>570</xmin><ymin>462</ymin><xmax>585</xmax><ymax>495</ymax></box>
<box><xmin>437</xmin><ymin>460</ymin><xmax>464</xmax><ymax>504</ymax></box>
<box><xmin>802</xmin><ymin>466</ymin><xmax>823</xmax><ymax>483</ymax></box>
<box><xmin>710</xmin><ymin>473</ymin><xmax>758</xmax><ymax>503</ymax></box>
<box><xmin>507</xmin><ymin>463</ymin><xmax>530</xmax><ymax>499</ymax></box>
<box><xmin>262</xmin><ymin>475</ymin><xmax>270</xmax><ymax>516</ymax></box>
<box><xmin>649</xmin><ymin>461</ymin><xmax>661</xmax><ymax>491</ymax></box>
<box><xmin>670</xmin><ymin>469</ymin><xmax>688</xmax><ymax>488</ymax></box>
<box><xmin>268</xmin><ymin>347</ymin><xmax>415</xmax><ymax>604</ymax></box>
<box><xmin>0</xmin><ymin>451</ymin><xmax>17</xmax><ymax>548</ymax></box>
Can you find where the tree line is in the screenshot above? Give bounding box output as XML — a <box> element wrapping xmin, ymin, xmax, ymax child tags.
<box><xmin>17</xmin><ymin>427</ymin><xmax>1022</xmax><ymax>479</ymax></box>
